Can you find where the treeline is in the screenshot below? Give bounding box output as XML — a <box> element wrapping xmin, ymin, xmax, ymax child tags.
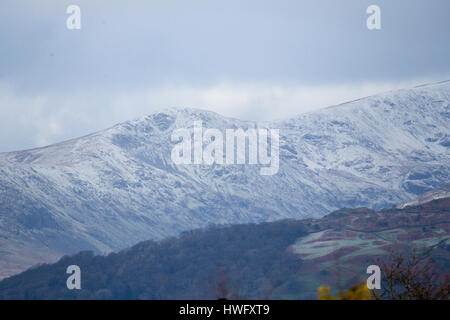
<box><xmin>0</xmin><ymin>219</ymin><xmax>308</xmax><ymax>299</ymax></box>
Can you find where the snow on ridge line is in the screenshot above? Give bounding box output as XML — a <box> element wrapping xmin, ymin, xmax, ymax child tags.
<box><xmin>0</xmin><ymin>80</ymin><xmax>448</xmax><ymax>279</ymax></box>
<box><xmin>1</xmin><ymin>79</ymin><xmax>449</xmax><ymax>157</ymax></box>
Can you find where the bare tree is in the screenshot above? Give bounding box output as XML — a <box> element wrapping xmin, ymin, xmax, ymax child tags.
<box><xmin>372</xmin><ymin>247</ymin><xmax>449</xmax><ymax>300</ymax></box>
<box><xmin>211</xmin><ymin>271</ymin><xmax>243</xmax><ymax>300</ymax></box>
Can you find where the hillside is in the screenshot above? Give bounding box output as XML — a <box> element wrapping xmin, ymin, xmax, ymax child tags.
<box><xmin>0</xmin><ymin>197</ymin><xmax>448</xmax><ymax>299</ymax></box>
<box><xmin>396</xmin><ymin>183</ymin><xmax>450</xmax><ymax>209</ymax></box>
<box><xmin>0</xmin><ymin>81</ymin><xmax>449</xmax><ymax>278</ymax></box>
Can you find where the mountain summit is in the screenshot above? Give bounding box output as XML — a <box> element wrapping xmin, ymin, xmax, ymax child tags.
<box><xmin>0</xmin><ymin>81</ymin><xmax>449</xmax><ymax>278</ymax></box>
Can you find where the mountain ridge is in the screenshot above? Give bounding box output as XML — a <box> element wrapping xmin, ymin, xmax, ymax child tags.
<box><xmin>0</xmin><ymin>81</ymin><xmax>449</xmax><ymax>278</ymax></box>
<box><xmin>2</xmin><ymin>80</ymin><xmax>449</xmax><ymax>155</ymax></box>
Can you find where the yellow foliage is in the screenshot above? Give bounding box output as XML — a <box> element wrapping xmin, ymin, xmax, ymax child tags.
<box><xmin>317</xmin><ymin>286</ymin><xmax>336</xmax><ymax>300</ymax></box>
<box><xmin>318</xmin><ymin>283</ymin><xmax>372</xmax><ymax>300</ymax></box>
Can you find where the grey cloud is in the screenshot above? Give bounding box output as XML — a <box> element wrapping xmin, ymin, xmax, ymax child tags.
<box><xmin>0</xmin><ymin>0</ymin><xmax>449</xmax><ymax>151</ymax></box>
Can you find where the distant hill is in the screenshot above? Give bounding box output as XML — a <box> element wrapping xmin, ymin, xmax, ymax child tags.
<box><xmin>0</xmin><ymin>197</ymin><xmax>448</xmax><ymax>300</ymax></box>
<box><xmin>1</xmin><ymin>81</ymin><xmax>450</xmax><ymax>279</ymax></box>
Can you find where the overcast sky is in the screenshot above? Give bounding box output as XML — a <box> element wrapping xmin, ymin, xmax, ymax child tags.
<box><xmin>0</xmin><ymin>0</ymin><xmax>449</xmax><ymax>152</ymax></box>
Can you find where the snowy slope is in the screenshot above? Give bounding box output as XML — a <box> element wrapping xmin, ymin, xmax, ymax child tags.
<box><xmin>396</xmin><ymin>183</ymin><xmax>450</xmax><ymax>209</ymax></box>
<box><xmin>0</xmin><ymin>81</ymin><xmax>449</xmax><ymax>277</ymax></box>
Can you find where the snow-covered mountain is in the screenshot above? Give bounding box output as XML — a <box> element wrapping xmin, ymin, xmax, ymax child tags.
<box><xmin>0</xmin><ymin>81</ymin><xmax>449</xmax><ymax>278</ymax></box>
